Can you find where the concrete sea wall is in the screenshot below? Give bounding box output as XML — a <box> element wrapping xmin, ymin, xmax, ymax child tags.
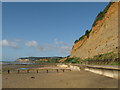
<box><xmin>85</xmin><ymin>65</ymin><xmax>120</xmax><ymax>79</ymax></box>
<box><xmin>57</xmin><ymin>64</ymin><xmax>120</xmax><ymax>79</ymax></box>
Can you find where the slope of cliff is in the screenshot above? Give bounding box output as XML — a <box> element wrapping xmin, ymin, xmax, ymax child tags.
<box><xmin>70</xmin><ymin>2</ymin><xmax>119</xmax><ymax>59</ymax></box>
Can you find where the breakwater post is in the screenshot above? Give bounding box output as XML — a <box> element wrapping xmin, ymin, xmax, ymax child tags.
<box><xmin>46</xmin><ymin>70</ymin><xmax>48</xmax><ymax>73</ymax></box>
<box><xmin>56</xmin><ymin>69</ymin><xmax>58</xmax><ymax>73</ymax></box>
<box><xmin>62</xmin><ymin>69</ymin><xmax>65</xmax><ymax>72</ymax></box>
<box><xmin>37</xmin><ymin>70</ymin><xmax>38</xmax><ymax>73</ymax></box>
<box><xmin>8</xmin><ymin>70</ymin><xmax>10</xmax><ymax>74</ymax></box>
<box><xmin>27</xmin><ymin>70</ymin><xmax>29</xmax><ymax>73</ymax></box>
<box><xmin>18</xmin><ymin>70</ymin><xmax>20</xmax><ymax>74</ymax></box>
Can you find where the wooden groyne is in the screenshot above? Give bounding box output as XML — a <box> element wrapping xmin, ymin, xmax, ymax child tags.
<box><xmin>6</xmin><ymin>68</ymin><xmax>71</xmax><ymax>74</ymax></box>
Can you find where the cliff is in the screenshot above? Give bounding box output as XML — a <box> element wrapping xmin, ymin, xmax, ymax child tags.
<box><xmin>70</xmin><ymin>2</ymin><xmax>119</xmax><ymax>59</ymax></box>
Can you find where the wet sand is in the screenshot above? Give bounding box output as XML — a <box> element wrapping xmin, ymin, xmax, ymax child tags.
<box><xmin>2</xmin><ymin>70</ymin><xmax>118</xmax><ymax>88</ymax></box>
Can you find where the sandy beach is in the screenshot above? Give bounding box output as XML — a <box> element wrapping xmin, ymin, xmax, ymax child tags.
<box><xmin>2</xmin><ymin>70</ymin><xmax>118</xmax><ymax>88</ymax></box>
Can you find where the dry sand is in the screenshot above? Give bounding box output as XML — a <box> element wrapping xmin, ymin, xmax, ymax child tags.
<box><xmin>2</xmin><ymin>70</ymin><xmax>118</xmax><ymax>88</ymax></box>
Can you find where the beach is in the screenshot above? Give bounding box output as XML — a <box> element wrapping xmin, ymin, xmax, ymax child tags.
<box><xmin>2</xmin><ymin>69</ymin><xmax>118</xmax><ymax>88</ymax></box>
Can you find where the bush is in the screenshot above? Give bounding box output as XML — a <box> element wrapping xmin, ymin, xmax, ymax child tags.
<box><xmin>79</xmin><ymin>35</ymin><xmax>84</xmax><ymax>40</ymax></box>
<box><xmin>85</xmin><ymin>30</ymin><xmax>90</xmax><ymax>38</ymax></box>
<box><xmin>47</xmin><ymin>58</ymin><xmax>60</xmax><ymax>63</ymax></box>
<box><xmin>74</xmin><ymin>30</ymin><xmax>91</xmax><ymax>44</ymax></box>
<box><xmin>74</xmin><ymin>40</ymin><xmax>79</xmax><ymax>44</ymax></box>
<box><xmin>93</xmin><ymin>52</ymin><xmax>118</xmax><ymax>60</ymax></box>
<box><xmin>64</xmin><ymin>58</ymin><xmax>79</xmax><ymax>63</ymax></box>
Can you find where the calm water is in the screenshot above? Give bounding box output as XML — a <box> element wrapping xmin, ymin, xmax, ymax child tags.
<box><xmin>1</xmin><ymin>61</ymin><xmax>33</xmax><ymax>65</ymax></box>
<box><xmin>17</xmin><ymin>68</ymin><xmax>29</xmax><ymax>70</ymax></box>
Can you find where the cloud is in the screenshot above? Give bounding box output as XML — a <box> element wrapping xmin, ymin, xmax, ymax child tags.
<box><xmin>29</xmin><ymin>39</ymin><xmax>72</xmax><ymax>54</ymax></box>
<box><xmin>25</xmin><ymin>40</ymin><xmax>43</xmax><ymax>51</ymax></box>
<box><xmin>56</xmin><ymin>41</ymin><xmax>72</xmax><ymax>54</ymax></box>
<box><xmin>54</xmin><ymin>38</ymin><xmax>69</xmax><ymax>46</ymax></box>
<box><xmin>0</xmin><ymin>39</ymin><xmax>71</xmax><ymax>54</ymax></box>
<box><xmin>0</xmin><ymin>40</ymin><xmax>19</xmax><ymax>48</ymax></box>
<box><xmin>57</xmin><ymin>46</ymin><xmax>72</xmax><ymax>54</ymax></box>
<box><xmin>45</xmin><ymin>38</ymin><xmax>72</xmax><ymax>54</ymax></box>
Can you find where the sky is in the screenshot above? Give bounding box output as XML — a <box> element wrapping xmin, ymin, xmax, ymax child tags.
<box><xmin>1</xmin><ymin>2</ymin><xmax>108</xmax><ymax>61</ymax></box>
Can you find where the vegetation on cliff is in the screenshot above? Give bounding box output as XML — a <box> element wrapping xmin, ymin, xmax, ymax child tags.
<box><xmin>80</xmin><ymin>52</ymin><xmax>120</xmax><ymax>65</ymax></box>
<box><xmin>74</xmin><ymin>2</ymin><xmax>114</xmax><ymax>44</ymax></box>
<box><xmin>35</xmin><ymin>58</ymin><xmax>61</xmax><ymax>63</ymax></box>
<box><xmin>92</xmin><ymin>2</ymin><xmax>114</xmax><ymax>26</ymax></box>
<box><xmin>74</xmin><ymin>29</ymin><xmax>91</xmax><ymax>44</ymax></box>
<box><xmin>63</xmin><ymin>57</ymin><xmax>80</xmax><ymax>63</ymax></box>
<box><xmin>62</xmin><ymin>52</ymin><xmax>119</xmax><ymax>65</ymax></box>
<box><xmin>83</xmin><ymin>52</ymin><xmax>118</xmax><ymax>61</ymax></box>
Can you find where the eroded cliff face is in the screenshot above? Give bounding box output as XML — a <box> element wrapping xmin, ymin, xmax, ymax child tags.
<box><xmin>70</xmin><ymin>2</ymin><xmax>119</xmax><ymax>59</ymax></box>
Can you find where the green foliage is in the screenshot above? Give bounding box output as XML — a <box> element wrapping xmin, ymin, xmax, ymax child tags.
<box><xmin>93</xmin><ymin>52</ymin><xmax>118</xmax><ymax>60</ymax></box>
<box><xmin>67</xmin><ymin>55</ymin><xmax>70</xmax><ymax>58</ymax></box>
<box><xmin>82</xmin><ymin>52</ymin><xmax>118</xmax><ymax>61</ymax></box>
<box><xmin>64</xmin><ymin>58</ymin><xmax>80</xmax><ymax>63</ymax></box>
<box><xmin>92</xmin><ymin>2</ymin><xmax>114</xmax><ymax>27</ymax></box>
<box><xmin>111</xmin><ymin>62</ymin><xmax>120</xmax><ymax>65</ymax></box>
<box><xmin>35</xmin><ymin>58</ymin><xmax>61</xmax><ymax>64</ymax></box>
<box><xmin>85</xmin><ymin>30</ymin><xmax>90</xmax><ymax>38</ymax></box>
<box><xmin>79</xmin><ymin>35</ymin><xmax>84</xmax><ymax>40</ymax></box>
<box><xmin>83</xmin><ymin>58</ymin><xmax>93</xmax><ymax>61</ymax></box>
<box><xmin>47</xmin><ymin>58</ymin><xmax>60</xmax><ymax>63</ymax></box>
<box><xmin>74</xmin><ymin>40</ymin><xmax>79</xmax><ymax>44</ymax></box>
<box><xmin>89</xmin><ymin>29</ymin><xmax>92</xmax><ymax>32</ymax></box>
<box><xmin>74</xmin><ymin>29</ymin><xmax>91</xmax><ymax>44</ymax></box>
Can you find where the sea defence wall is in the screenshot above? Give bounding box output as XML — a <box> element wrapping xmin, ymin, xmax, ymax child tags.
<box><xmin>57</xmin><ymin>64</ymin><xmax>120</xmax><ymax>79</ymax></box>
<box><xmin>84</xmin><ymin>65</ymin><xmax>120</xmax><ymax>79</ymax></box>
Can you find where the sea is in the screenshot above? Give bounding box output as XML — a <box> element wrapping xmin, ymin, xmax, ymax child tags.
<box><xmin>0</xmin><ymin>61</ymin><xmax>33</xmax><ymax>65</ymax></box>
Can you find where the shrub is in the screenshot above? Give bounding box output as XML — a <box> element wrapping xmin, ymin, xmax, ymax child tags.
<box><xmin>93</xmin><ymin>52</ymin><xmax>118</xmax><ymax>60</ymax></box>
<box><xmin>85</xmin><ymin>30</ymin><xmax>90</xmax><ymax>38</ymax></box>
<box><xmin>74</xmin><ymin>40</ymin><xmax>79</xmax><ymax>44</ymax></box>
<box><xmin>74</xmin><ymin>29</ymin><xmax>91</xmax><ymax>44</ymax></box>
<box><xmin>79</xmin><ymin>35</ymin><xmax>84</xmax><ymax>40</ymax></box>
<box><xmin>64</xmin><ymin>58</ymin><xmax>79</xmax><ymax>63</ymax></box>
<box><xmin>47</xmin><ymin>58</ymin><xmax>60</xmax><ymax>63</ymax></box>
